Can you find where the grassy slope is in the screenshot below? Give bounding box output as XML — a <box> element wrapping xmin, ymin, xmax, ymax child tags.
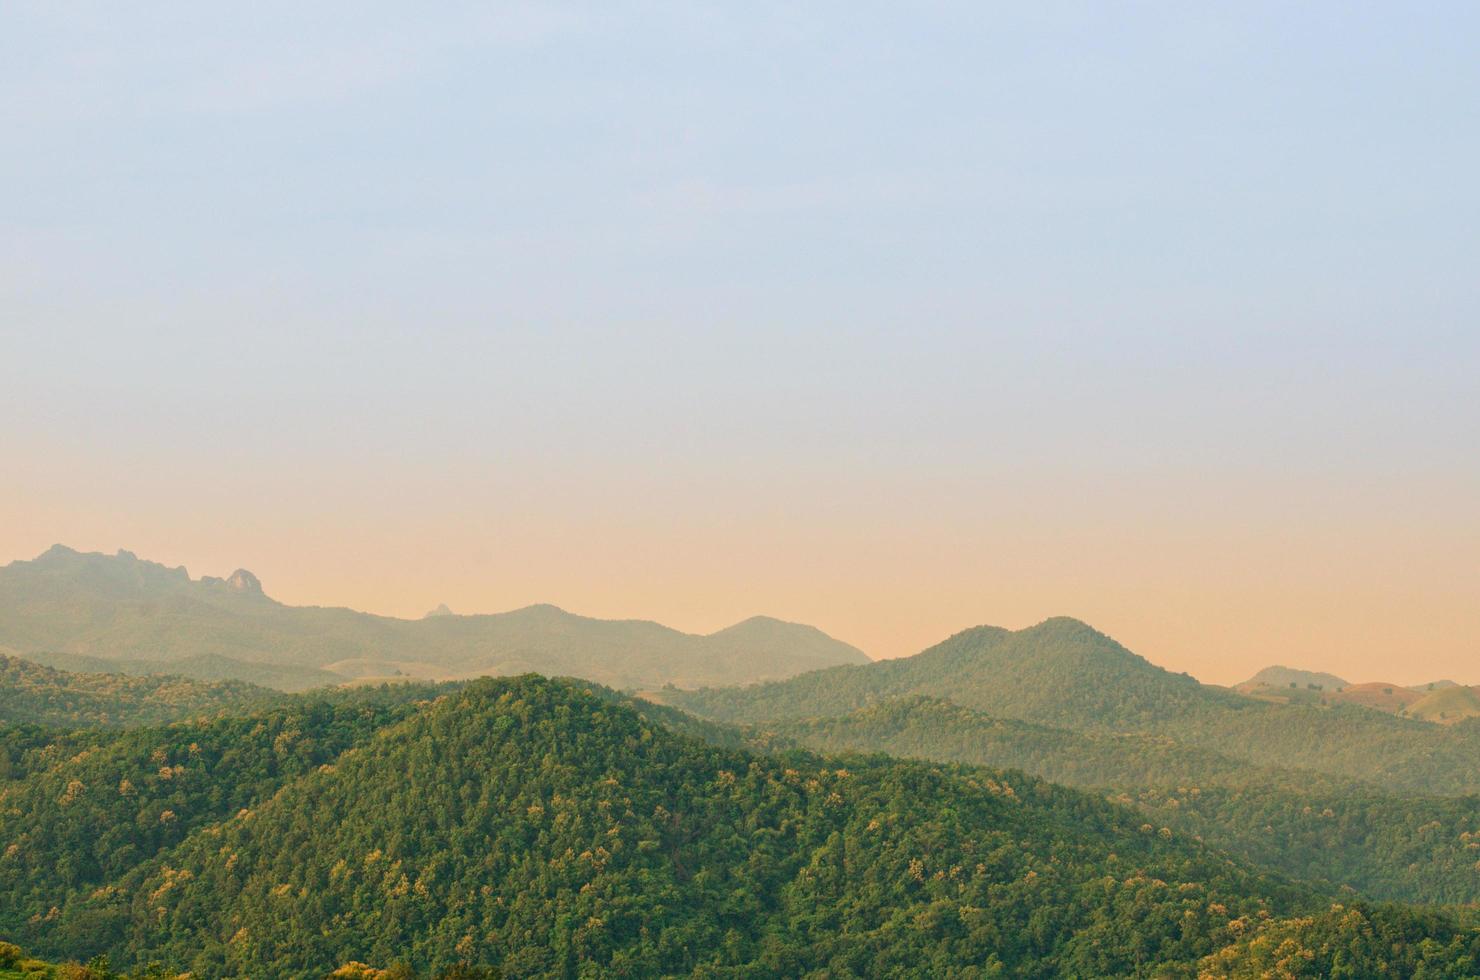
<box><xmin>1406</xmin><ymin>686</ymin><xmax>1480</xmax><ymax>724</ymax></box>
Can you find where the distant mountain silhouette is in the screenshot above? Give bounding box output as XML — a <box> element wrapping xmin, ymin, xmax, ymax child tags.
<box><xmin>0</xmin><ymin>545</ymin><xmax>868</xmax><ymax>690</ymax></box>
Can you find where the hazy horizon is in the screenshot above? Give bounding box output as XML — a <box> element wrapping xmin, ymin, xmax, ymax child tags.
<box><xmin>3</xmin><ymin>540</ymin><xmax>1475</xmax><ymax>689</ymax></box>
<box><xmin>5</xmin><ymin>3</ymin><xmax>1478</xmax><ymax>687</ymax></box>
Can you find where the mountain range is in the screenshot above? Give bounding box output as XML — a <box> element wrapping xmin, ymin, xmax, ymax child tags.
<box><xmin>0</xmin><ymin>546</ymin><xmax>868</xmax><ymax>691</ymax></box>
<box><xmin>662</xmin><ymin>618</ymin><xmax>1480</xmax><ymax>795</ymax></box>
<box><xmin>7</xmin><ymin>550</ymin><xmax>1480</xmax><ymax>974</ymax></box>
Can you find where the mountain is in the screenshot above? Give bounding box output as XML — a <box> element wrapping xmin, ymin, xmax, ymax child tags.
<box><xmin>7</xmin><ymin>675</ymin><xmax>1480</xmax><ymax>976</ymax></box>
<box><xmin>665</xmin><ymin>619</ymin><xmax>1480</xmax><ymax>795</ymax></box>
<box><xmin>666</xmin><ymin>618</ymin><xmax>1221</xmax><ymax>729</ymax></box>
<box><xmin>0</xmin><ymin>546</ymin><xmax>869</xmax><ymax>690</ymax></box>
<box><xmin>0</xmin><ymin>653</ymin><xmax>274</xmax><ymax>728</ymax></box>
<box><xmin>0</xmin><ymin>674</ymin><xmax>1348</xmax><ymax>977</ymax></box>
<box><xmin>1235</xmin><ymin>665</ymin><xmax>1349</xmax><ymax>692</ymax></box>
<box><xmin>689</xmin><ymin>615</ymin><xmax>873</xmax><ymax>679</ymax></box>
<box><xmin>1405</xmin><ymin>685</ymin><xmax>1480</xmax><ymax>724</ymax></box>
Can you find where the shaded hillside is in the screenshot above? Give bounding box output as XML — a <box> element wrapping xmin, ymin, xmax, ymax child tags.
<box><xmin>0</xmin><ymin>546</ymin><xmax>868</xmax><ymax>690</ymax></box>
<box><xmin>668</xmin><ymin>620</ymin><xmax>1480</xmax><ymax>795</ymax></box>
<box><xmin>1159</xmin><ymin>703</ymin><xmax>1480</xmax><ymax>795</ymax></box>
<box><xmin>0</xmin><ymin>654</ymin><xmax>273</xmax><ymax>728</ymax></box>
<box><xmin>769</xmin><ymin>697</ymin><xmax>1480</xmax><ymax>905</ymax></box>
<box><xmin>768</xmin><ymin>696</ymin><xmax>1283</xmax><ymax>793</ymax></box>
<box><xmin>1126</xmin><ymin>783</ymin><xmax>1480</xmax><ymax>907</ymax></box>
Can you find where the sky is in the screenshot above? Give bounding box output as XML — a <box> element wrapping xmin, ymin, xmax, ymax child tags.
<box><xmin>2</xmin><ymin>2</ymin><xmax>1477</xmax><ymax>685</ymax></box>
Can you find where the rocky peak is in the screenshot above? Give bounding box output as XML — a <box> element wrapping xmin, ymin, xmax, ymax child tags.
<box><xmin>38</xmin><ymin>543</ymin><xmax>79</xmax><ymax>562</ymax></box>
<box><xmin>226</xmin><ymin>569</ymin><xmax>263</xmax><ymax>594</ymax></box>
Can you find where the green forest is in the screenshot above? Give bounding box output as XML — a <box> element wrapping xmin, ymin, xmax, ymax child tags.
<box><xmin>5</xmin><ymin>620</ymin><xmax>1480</xmax><ymax>976</ymax></box>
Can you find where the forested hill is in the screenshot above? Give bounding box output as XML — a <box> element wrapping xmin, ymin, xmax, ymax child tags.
<box><xmin>769</xmin><ymin>696</ymin><xmax>1325</xmax><ymax>793</ymax></box>
<box><xmin>666</xmin><ymin>618</ymin><xmax>1480</xmax><ymax>795</ymax></box>
<box><xmin>5</xmin><ymin>675</ymin><xmax>1480</xmax><ymax>976</ymax></box>
<box><xmin>0</xmin><ymin>654</ymin><xmax>273</xmax><ymax>728</ymax></box>
<box><xmin>668</xmin><ymin>617</ymin><xmax>1225</xmax><ymax>730</ymax></box>
<box><xmin>768</xmin><ymin>697</ymin><xmax>1480</xmax><ymax>905</ymax></box>
<box><xmin>18</xmin><ymin>650</ymin><xmax>343</xmax><ymax>694</ymax></box>
<box><xmin>0</xmin><ymin>545</ymin><xmax>868</xmax><ymax>690</ymax></box>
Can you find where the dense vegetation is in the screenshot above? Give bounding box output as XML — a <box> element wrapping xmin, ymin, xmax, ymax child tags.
<box><xmin>762</xmin><ymin>697</ymin><xmax>1480</xmax><ymax>905</ymax></box>
<box><xmin>1125</xmin><ymin>784</ymin><xmax>1480</xmax><ymax>905</ymax></box>
<box><xmin>14</xmin><ymin>674</ymin><xmax>1413</xmax><ymax>977</ymax></box>
<box><xmin>1197</xmin><ymin>903</ymin><xmax>1480</xmax><ymax>978</ymax></box>
<box><xmin>0</xmin><ymin>941</ymin><xmax>183</xmax><ymax>979</ymax></box>
<box><xmin>668</xmin><ymin>619</ymin><xmax>1220</xmax><ymax>732</ymax></box>
<box><xmin>0</xmin><ymin>689</ymin><xmax>431</xmax><ymax>949</ymax></box>
<box><xmin>0</xmin><ymin>655</ymin><xmax>273</xmax><ymax>728</ymax></box>
<box><xmin>765</xmin><ymin>696</ymin><xmax>1293</xmax><ymax>792</ymax></box>
<box><xmin>668</xmin><ymin>618</ymin><xmax>1480</xmax><ymax>795</ymax></box>
<box><xmin>0</xmin><ymin>547</ymin><xmax>866</xmax><ymax>690</ymax></box>
<box><xmin>7</xmin><ymin>622</ymin><xmax>1480</xmax><ymax>975</ymax></box>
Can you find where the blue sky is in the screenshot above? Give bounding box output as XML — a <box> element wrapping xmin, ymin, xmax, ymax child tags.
<box><xmin>3</xmin><ymin>2</ymin><xmax>1477</xmax><ymax>679</ymax></box>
